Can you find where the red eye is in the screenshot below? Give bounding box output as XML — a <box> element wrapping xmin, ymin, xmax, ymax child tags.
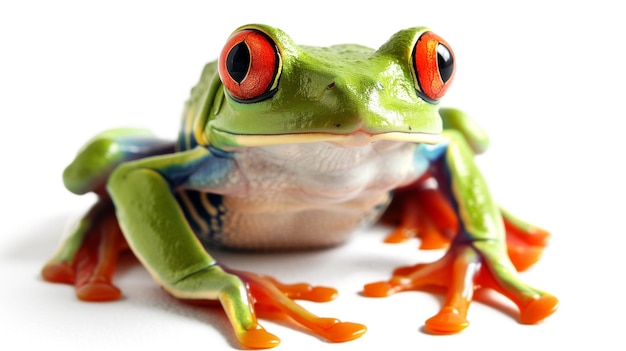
<box><xmin>218</xmin><ymin>29</ymin><xmax>281</xmax><ymax>102</ymax></box>
<box><xmin>412</xmin><ymin>32</ymin><xmax>455</xmax><ymax>103</ymax></box>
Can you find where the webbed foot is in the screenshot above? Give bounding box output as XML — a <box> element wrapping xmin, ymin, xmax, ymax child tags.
<box><xmin>42</xmin><ymin>203</ymin><xmax>127</xmax><ymax>302</ymax></box>
<box><xmin>229</xmin><ymin>268</ymin><xmax>367</xmax><ymax>344</ymax></box>
<box><xmin>363</xmin><ymin>241</ymin><xmax>558</xmax><ymax>334</ymax></box>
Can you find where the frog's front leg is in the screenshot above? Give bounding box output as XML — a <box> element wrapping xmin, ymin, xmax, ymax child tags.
<box><xmin>108</xmin><ymin>147</ymin><xmax>364</xmax><ymax>348</ymax></box>
<box><xmin>227</xmin><ymin>268</ymin><xmax>366</xmax><ymax>343</ymax></box>
<box><xmin>364</xmin><ymin>131</ymin><xmax>558</xmax><ymax>333</ymax></box>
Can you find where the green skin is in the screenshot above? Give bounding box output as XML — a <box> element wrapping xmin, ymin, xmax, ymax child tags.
<box><xmin>47</xmin><ymin>24</ymin><xmax>557</xmax><ymax>348</ymax></box>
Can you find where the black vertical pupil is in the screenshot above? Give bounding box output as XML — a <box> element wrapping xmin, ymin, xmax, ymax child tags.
<box><xmin>436</xmin><ymin>43</ymin><xmax>454</xmax><ymax>83</ymax></box>
<box><xmin>226</xmin><ymin>41</ymin><xmax>250</xmax><ymax>83</ymax></box>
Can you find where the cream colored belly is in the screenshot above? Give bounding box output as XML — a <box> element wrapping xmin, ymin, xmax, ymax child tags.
<box><xmin>194</xmin><ymin>140</ymin><xmax>427</xmax><ymax>250</ymax></box>
<box><xmin>216</xmin><ymin>192</ymin><xmax>390</xmax><ymax>250</ymax></box>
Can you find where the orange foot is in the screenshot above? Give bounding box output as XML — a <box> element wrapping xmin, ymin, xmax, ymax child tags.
<box><xmin>41</xmin><ymin>211</ymin><xmax>127</xmax><ymax>302</ymax></box>
<box><xmin>382</xmin><ymin>175</ymin><xmax>456</xmax><ymax>250</ymax></box>
<box><xmin>228</xmin><ymin>268</ymin><xmax>367</xmax><ymax>344</ymax></box>
<box><xmin>363</xmin><ymin>241</ymin><xmax>558</xmax><ymax>334</ymax></box>
<box><xmin>382</xmin><ymin>180</ymin><xmax>552</xmax><ymax>273</ymax></box>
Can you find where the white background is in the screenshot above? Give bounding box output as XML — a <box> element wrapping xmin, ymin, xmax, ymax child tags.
<box><xmin>1</xmin><ymin>0</ymin><xmax>624</xmax><ymax>350</ymax></box>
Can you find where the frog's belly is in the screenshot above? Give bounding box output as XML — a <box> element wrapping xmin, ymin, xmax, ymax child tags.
<box><xmin>177</xmin><ymin>189</ymin><xmax>390</xmax><ymax>250</ymax></box>
<box><xmin>221</xmin><ymin>194</ymin><xmax>389</xmax><ymax>250</ymax></box>
<box><xmin>180</xmin><ymin>140</ymin><xmax>426</xmax><ymax>250</ymax></box>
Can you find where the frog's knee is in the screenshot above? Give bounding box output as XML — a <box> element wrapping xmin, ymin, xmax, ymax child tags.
<box><xmin>63</xmin><ymin>138</ymin><xmax>122</xmax><ymax>195</ymax></box>
<box><xmin>64</xmin><ymin>128</ymin><xmax>164</xmax><ymax>195</ymax></box>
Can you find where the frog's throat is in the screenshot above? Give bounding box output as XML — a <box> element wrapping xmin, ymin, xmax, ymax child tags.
<box><xmin>211</xmin><ymin>129</ymin><xmax>441</xmax><ymax>149</ymax></box>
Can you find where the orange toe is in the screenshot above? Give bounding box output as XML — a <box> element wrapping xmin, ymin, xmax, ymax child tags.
<box><xmin>76</xmin><ymin>282</ymin><xmax>121</xmax><ymax>302</ymax></box>
<box><xmin>424</xmin><ymin>307</ymin><xmax>469</xmax><ymax>334</ymax></box>
<box><xmin>507</xmin><ymin>244</ymin><xmax>544</xmax><ymax>272</ymax></box>
<box><xmin>299</xmin><ymin>286</ymin><xmax>338</xmax><ymax>302</ymax></box>
<box><xmin>519</xmin><ymin>295</ymin><xmax>559</xmax><ymax>324</ymax></box>
<box><xmin>41</xmin><ymin>262</ymin><xmax>74</xmax><ymax>284</ymax></box>
<box><xmin>363</xmin><ymin>281</ymin><xmax>396</xmax><ymax>297</ymax></box>
<box><xmin>384</xmin><ymin>228</ymin><xmax>415</xmax><ymax>244</ymax></box>
<box><xmin>322</xmin><ymin>321</ymin><xmax>367</xmax><ymax>343</ymax></box>
<box><xmin>238</xmin><ymin>328</ymin><xmax>280</xmax><ymax>349</ymax></box>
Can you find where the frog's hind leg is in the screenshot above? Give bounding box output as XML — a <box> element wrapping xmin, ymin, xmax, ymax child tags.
<box><xmin>44</xmin><ymin>128</ymin><xmax>175</xmax><ymax>300</ymax></box>
<box><xmin>382</xmin><ymin>182</ymin><xmax>551</xmax><ymax>272</ymax></box>
<box><xmin>73</xmin><ymin>203</ymin><xmax>127</xmax><ymax>301</ymax></box>
<box><xmin>42</xmin><ymin>199</ymin><xmax>128</xmax><ymax>301</ymax></box>
<box><xmin>365</xmin><ymin>130</ymin><xmax>558</xmax><ymax>333</ymax></box>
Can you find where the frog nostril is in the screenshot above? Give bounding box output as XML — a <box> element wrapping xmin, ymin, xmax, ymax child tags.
<box><xmin>327</xmin><ymin>82</ymin><xmax>336</xmax><ymax>89</ymax></box>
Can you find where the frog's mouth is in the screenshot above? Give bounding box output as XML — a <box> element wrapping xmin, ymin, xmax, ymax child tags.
<box><xmin>210</xmin><ymin>128</ymin><xmax>442</xmax><ymax>149</ymax></box>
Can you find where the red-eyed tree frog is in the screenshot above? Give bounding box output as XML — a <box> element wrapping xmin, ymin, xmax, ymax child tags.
<box><xmin>42</xmin><ymin>24</ymin><xmax>558</xmax><ymax>349</ymax></box>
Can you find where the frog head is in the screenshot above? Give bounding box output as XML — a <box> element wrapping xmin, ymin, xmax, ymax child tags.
<box><xmin>201</xmin><ymin>24</ymin><xmax>455</xmax><ymax>150</ymax></box>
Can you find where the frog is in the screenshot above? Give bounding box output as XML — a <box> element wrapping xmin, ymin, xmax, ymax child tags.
<box><xmin>41</xmin><ymin>24</ymin><xmax>558</xmax><ymax>349</ymax></box>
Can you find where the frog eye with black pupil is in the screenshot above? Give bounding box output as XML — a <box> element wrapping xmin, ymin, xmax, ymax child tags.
<box><xmin>218</xmin><ymin>29</ymin><xmax>281</xmax><ymax>103</ymax></box>
<box><xmin>412</xmin><ymin>32</ymin><xmax>455</xmax><ymax>103</ymax></box>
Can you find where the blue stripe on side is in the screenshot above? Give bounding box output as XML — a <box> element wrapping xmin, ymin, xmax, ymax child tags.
<box><xmin>176</xmin><ymin>114</ymin><xmax>199</xmax><ymax>152</ymax></box>
<box><xmin>417</xmin><ymin>142</ymin><xmax>449</xmax><ymax>162</ymax></box>
<box><xmin>175</xmin><ymin>190</ymin><xmax>228</xmax><ymax>248</ymax></box>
